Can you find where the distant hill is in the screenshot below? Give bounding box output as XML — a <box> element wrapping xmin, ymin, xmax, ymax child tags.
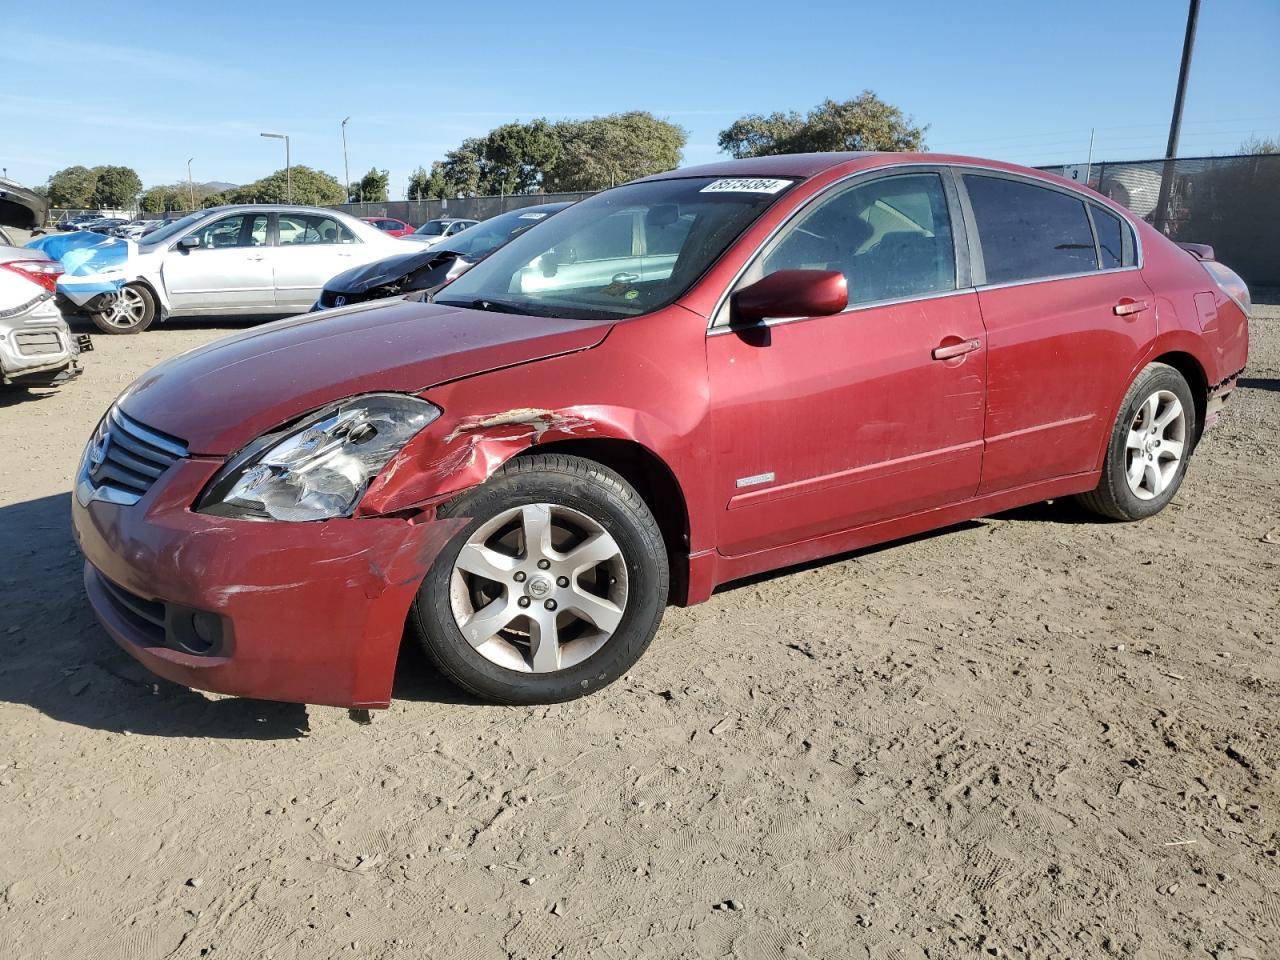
<box><xmin>199</xmin><ymin>181</ymin><xmax>238</xmax><ymax>192</ymax></box>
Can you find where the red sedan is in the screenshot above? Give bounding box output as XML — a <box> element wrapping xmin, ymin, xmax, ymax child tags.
<box><xmin>72</xmin><ymin>152</ymin><xmax>1250</xmax><ymax>708</ymax></box>
<box><xmin>361</xmin><ymin>216</ymin><xmax>415</xmax><ymax>237</ymax></box>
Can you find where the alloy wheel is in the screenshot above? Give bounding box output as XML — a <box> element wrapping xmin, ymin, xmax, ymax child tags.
<box><xmin>449</xmin><ymin>503</ymin><xmax>629</xmax><ymax>673</ymax></box>
<box><xmin>1124</xmin><ymin>389</ymin><xmax>1187</xmax><ymax>500</ymax></box>
<box><xmin>99</xmin><ymin>287</ymin><xmax>147</xmax><ymax>329</ymax></box>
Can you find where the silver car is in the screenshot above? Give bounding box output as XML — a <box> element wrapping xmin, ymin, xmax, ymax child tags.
<box><xmin>57</xmin><ymin>204</ymin><xmax>410</xmax><ymax>334</ymax></box>
<box><xmin>0</xmin><ymin>226</ymin><xmax>86</xmax><ymax>388</ymax></box>
<box><xmin>402</xmin><ymin>217</ymin><xmax>479</xmax><ymax>246</ymax></box>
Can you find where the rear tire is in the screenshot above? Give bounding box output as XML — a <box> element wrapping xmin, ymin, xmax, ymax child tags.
<box><xmin>1077</xmin><ymin>362</ymin><xmax>1196</xmax><ymax>521</ymax></box>
<box><xmin>89</xmin><ymin>283</ymin><xmax>156</xmax><ymax>334</ymax></box>
<box><xmin>410</xmin><ymin>453</ymin><xmax>668</xmax><ymax>704</ymax></box>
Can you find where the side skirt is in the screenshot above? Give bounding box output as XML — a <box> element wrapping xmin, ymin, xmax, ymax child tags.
<box><xmin>683</xmin><ymin>471</ymin><xmax>1100</xmax><ymax>604</ymax></box>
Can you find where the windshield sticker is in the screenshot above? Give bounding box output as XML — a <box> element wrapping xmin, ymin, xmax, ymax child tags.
<box><xmin>700</xmin><ymin>178</ymin><xmax>793</xmax><ymax>195</ymax></box>
<box><xmin>517</xmin><ymin>212</ymin><xmax>548</xmax><ymax>220</ymax></box>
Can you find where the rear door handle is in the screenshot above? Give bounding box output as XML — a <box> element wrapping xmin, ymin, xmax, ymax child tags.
<box><xmin>932</xmin><ymin>338</ymin><xmax>982</xmax><ymax>361</ymax></box>
<box><xmin>246</xmin><ymin>254</ymin><xmax>265</xmax><ymax>262</ymax></box>
<box><xmin>1114</xmin><ymin>297</ymin><xmax>1149</xmax><ymax>316</ymax></box>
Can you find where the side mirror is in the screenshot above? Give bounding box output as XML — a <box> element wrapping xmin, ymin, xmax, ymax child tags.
<box><xmin>731</xmin><ymin>269</ymin><xmax>847</xmax><ymax>324</ymax></box>
<box><xmin>177</xmin><ymin>235</ymin><xmax>200</xmax><ymax>251</ymax></box>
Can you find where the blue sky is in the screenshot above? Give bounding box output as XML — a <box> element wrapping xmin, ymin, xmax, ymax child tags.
<box><xmin>3</xmin><ymin>0</ymin><xmax>1278</xmax><ymax>196</ymax></box>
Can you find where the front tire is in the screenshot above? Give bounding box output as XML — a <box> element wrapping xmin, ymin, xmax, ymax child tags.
<box><xmin>1077</xmin><ymin>362</ymin><xmax>1196</xmax><ymax>521</ymax></box>
<box><xmin>89</xmin><ymin>283</ymin><xmax>156</xmax><ymax>334</ymax></box>
<box><xmin>410</xmin><ymin>453</ymin><xmax>669</xmax><ymax>704</ymax></box>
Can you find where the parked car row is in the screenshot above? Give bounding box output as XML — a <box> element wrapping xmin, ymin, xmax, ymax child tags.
<box><xmin>62</xmin><ymin>152</ymin><xmax>1249</xmax><ymax>713</ymax></box>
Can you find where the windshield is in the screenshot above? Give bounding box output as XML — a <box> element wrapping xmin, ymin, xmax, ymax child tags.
<box><xmin>446</xmin><ymin>207</ymin><xmax>564</xmax><ymax>258</ymax></box>
<box><xmin>139</xmin><ymin>211</ymin><xmax>206</xmax><ymax>248</ymax></box>
<box><xmin>415</xmin><ymin>220</ymin><xmax>447</xmax><ymax>237</ymax></box>
<box><xmin>435</xmin><ymin>177</ymin><xmax>794</xmax><ymax>320</ymax></box>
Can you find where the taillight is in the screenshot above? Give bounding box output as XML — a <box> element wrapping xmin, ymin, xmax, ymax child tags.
<box><xmin>1201</xmin><ymin>260</ymin><xmax>1251</xmax><ymax>318</ymax></box>
<box><xmin>1</xmin><ymin>259</ymin><xmax>64</xmax><ymax>294</ymax></box>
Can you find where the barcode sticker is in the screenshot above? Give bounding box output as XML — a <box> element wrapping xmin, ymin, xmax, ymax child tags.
<box><xmin>700</xmin><ymin>178</ymin><xmax>793</xmax><ymax>194</ymax></box>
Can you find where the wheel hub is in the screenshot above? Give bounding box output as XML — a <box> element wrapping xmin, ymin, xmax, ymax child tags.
<box><xmin>448</xmin><ymin>502</ymin><xmax>629</xmax><ymax>674</ymax></box>
<box><xmin>524</xmin><ymin>575</ymin><xmax>553</xmax><ymax>600</ymax></box>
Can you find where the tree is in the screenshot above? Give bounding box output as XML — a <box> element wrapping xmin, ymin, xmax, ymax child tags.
<box><xmin>1239</xmin><ymin>135</ymin><xmax>1280</xmax><ymax>155</ymax></box>
<box><xmin>46</xmin><ymin>165</ymin><xmax>99</xmax><ymax>207</ymax></box>
<box><xmin>140</xmin><ymin>182</ymin><xmax>219</xmax><ymax>213</ymax></box>
<box><xmin>349</xmin><ymin>167</ymin><xmax>390</xmax><ymax>202</ymax></box>
<box><xmin>228</xmin><ymin>166</ymin><xmax>345</xmax><ymax>205</ymax></box>
<box><xmin>91</xmin><ymin>165</ymin><xmax>142</xmax><ymax>208</ymax></box>
<box><xmin>544</xmin><ymin>112</ymin><xmax>686</xmax><ymax>191</ymax></box>
<box><xmin>482</xmin><ymin>120</ymin><xmax>561</xmax><ymax>194</ymax></box>
<box><xmin>407</xmin><ymin>165</ymin><xmax>433</xmax><ymax>201</ymax></box>
<box><xmin>718</xmin><ymin>92</ymin><xmax>927</xmax><ymax>158</ymax></box>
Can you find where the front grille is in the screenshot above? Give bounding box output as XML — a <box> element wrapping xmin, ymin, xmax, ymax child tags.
<box><xmin>319</xmin><ymin>289</ymin><xmax>365</xmax><ymax>309</ymax></box>
<box><xmin>81</xmin><ymin>406</ymin><xmax>189</xmax><ymax>506</ymax></box>
<box><xmin>94</xmin><ymin>569</ymin><xmax>167</xmax><ymax>645</ymax></box>
<box><xmin>13</xmin><ymin>330</ymin><xmax>63</xmax><ymax>356</ymax></box>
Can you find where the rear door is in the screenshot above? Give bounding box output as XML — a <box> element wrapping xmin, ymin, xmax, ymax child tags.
<box><xmin>708</xmin><ymin>169</ymin><xmax>987</xmax><ymax>557</ymax></box>
<box><xmin>272</xmin><ymin>213</ymin><xmax>364</xmax><ymax>310</ymax></box>
<box><xmin>956</xmin><ymin>171</ymin><xmax>1154</xmax><ymax>493</ymax></box>
<box><xmin>162</xmin><ymin>212</ymin><xmax>273</xmax><ymax>313</ymax></box>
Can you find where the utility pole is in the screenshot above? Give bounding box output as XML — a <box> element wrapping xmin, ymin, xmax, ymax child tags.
<box><xmin>1155</xmin><ymin>0</ymin><xmax>1200</xmax><ymax>233</ymax></box>
<box><xmin>187</xmin><ymin>158</ymin><xmax>195</xmax><ymax>209</ymax></box>
<box><xmin>341</xmin><ymin>117</ymin><xmax>351</xmax><ymax>202</ymax></box>
<box><xmin>260</xmin><ymin>132</ymin><xmax>291</xmax><ymax>202</ymax></box>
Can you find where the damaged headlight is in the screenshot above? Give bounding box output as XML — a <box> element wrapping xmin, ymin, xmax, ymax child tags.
<box><xmin>198</xmin><ymin>394</ymin><xmax>440</xmax><ymax>521</ymax></box>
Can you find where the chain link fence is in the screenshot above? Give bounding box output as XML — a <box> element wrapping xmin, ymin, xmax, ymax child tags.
<box><xmin>1038</xmin><ymin>153</ymin><xmax>1280</xmax><ymax>288</ymax></box>
<box><xmin>335</xmin><ymin>192</ymin><xmax>597</xmax><ymax>224</ymax></box>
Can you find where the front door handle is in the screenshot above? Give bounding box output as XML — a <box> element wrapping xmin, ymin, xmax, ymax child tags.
<box><xmin>1114</xmin><ymin>297</ymin><xmax>1149</xmax><ymax>316</ymax></box>
<box><xmin>245</xmin><ymin>254</ymin><xmax>265</xmax><ymax>262</ymax></box>
<box><xmin>932</xmin><ymin>338</ymin><xmax>982</xmax><ymax>361</ymax></box>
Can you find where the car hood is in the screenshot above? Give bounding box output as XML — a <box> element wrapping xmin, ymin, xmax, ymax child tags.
<box><xmin>118</xmin><ymin>299</ymin><xmax>612</xmax><ymax>455</ymax></box>
<box><xmin>326</xmin><ymin>246</ymin><xmax>462</xmax><ymax>294</ymax></box>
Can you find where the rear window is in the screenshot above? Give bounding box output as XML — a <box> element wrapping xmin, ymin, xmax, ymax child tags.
<box><xmin>1090</xmin><ymin>205</ymin><xmax>1126</xmax><ymax>270</ymax></box>
<box><xmin>963</xmin><ymin>175</ymin><xmax>1099</xmax><ymax>284</ymax></box>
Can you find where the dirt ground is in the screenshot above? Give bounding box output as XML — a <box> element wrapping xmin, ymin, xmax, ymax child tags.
<box><xmin>0</xmin><ymin>302</ymin><xmax>1276</xmax><ymax>960</ymax></box>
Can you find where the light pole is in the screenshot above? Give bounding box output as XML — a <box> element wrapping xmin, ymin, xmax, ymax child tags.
<box><xmin>1155</xmin><ymin>0</ymin><xmax>1200</xmax><ymax>233</ymax></box>
<box><xmin>260</xmin><ymin>132</ymin><xmax>291</xmax><ymax>202</ymax></box>
<box><xmin>341</xmin><ymin>116</ymin><xmax>351</xmax><ymax>202</ymax></box>
<box><xmin>187</xmin><ymin>158</ymin><xmax>195</xmax><ymax>210</ymax></box>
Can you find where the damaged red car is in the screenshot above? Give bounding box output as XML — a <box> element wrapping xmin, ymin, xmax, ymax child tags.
<box><xmin>71</xmin><ymin>152</ymin><xmax>1250</xmax><ymax>708</ymax></box>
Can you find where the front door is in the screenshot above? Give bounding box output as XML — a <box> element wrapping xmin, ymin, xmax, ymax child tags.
<box><xmin>955</xmin><ymin>172</ymin><xmax>1159</xmax><ymax>493</ymax></box>
<box><xmin>163</xmin><ymin>212</ymin><xmax>273</xmax><ymax>313</ymax></box>
<box><xmin>708</xmin><ymin>170</ymin><xmax>987</xmax><ymax>558</ymax></box>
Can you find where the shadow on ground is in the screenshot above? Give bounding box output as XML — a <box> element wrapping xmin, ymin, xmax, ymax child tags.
<box><xmin>1239</xmin><ymin>377</ymin><xmax>1278</xmax><ymax>393</ymax></box>
<box><xmin>0</xmin><ymin>492</ymin><xmax>474</xmax><ymax>739</ymax></box>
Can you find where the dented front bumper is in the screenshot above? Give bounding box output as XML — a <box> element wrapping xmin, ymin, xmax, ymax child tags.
<box><xmin>71</xmin><ymin>457</ymin><xmax>464</xmax><ymax>708</ymax></box>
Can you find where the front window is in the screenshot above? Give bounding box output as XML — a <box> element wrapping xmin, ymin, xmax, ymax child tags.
<box><xmin>435</xmin><ymin>177</ymin><xmax>796</xmax><ymax>321</ymax></box>
<box><xmin>188</xmin><ymin>213</ymin><xmax>269</xmax><ymax>249</ymax></box>
<box><xmin>415</xmin><ymin>220</ymin><xmax>447</xmax><ymax>237</ymax></box>
<box><xmin>139</xmin><ymin>211</ymin><xmax>205</xmax><ymax>248</ymax></box>
<box><xmin>754</xmin><ymin>172</ymin><xmax>956</xmax><ymax>306</ymax></box>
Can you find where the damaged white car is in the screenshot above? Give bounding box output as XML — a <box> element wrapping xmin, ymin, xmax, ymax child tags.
<box><xmin>29</xmin><ymin>204</ymin><xmax>408</xmax><ymax>334</ymax></box>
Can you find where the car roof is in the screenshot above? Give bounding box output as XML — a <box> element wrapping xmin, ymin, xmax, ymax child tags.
<box><xmin>200</xmin><ymin>203</ymin><xmax>362</xmax><ymax>218</ymax></box>
<box><xmin>638</xmin><ymin>152</ymin><xmax>876</xmax><ymax>182</ymax></box>
<box><xmin>636</xmin><ymin>151</ymin><xmax>1104</xmax><ymax>193</ymax></box>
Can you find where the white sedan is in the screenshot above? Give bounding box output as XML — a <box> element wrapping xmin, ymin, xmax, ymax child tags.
<box><xmin>48</xmin><ymin>205</ymin><xmax>409</xmax><ymax>334</ymax></box>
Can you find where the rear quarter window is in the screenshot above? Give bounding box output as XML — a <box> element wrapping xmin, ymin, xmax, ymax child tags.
<box><xmin>963</xmin><ymin>174</ymin><xmax>1099</xmax><ymax>284</ymax></box>
<box><xmin>1089</xmin><ymin>205</ymin><xmax>1131</xmax><ymax>269</ymax></box>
